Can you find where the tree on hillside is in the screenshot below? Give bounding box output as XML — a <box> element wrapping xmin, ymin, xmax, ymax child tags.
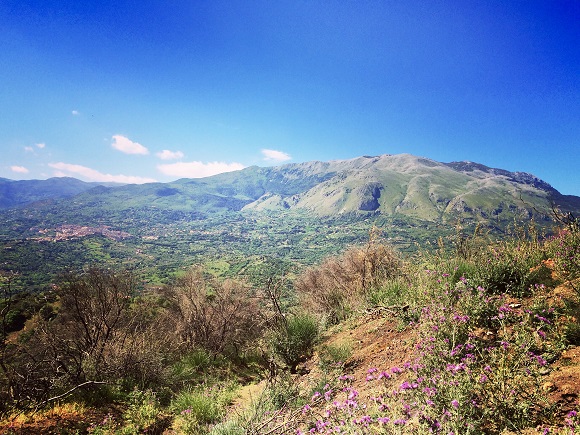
<box><xmin>0</xmin><ymin>268</ymin><xmax>142</xmax><ymax>410</ymax></box>
<box><xmin>162</xmin><ymin>267</ymin><xmax>266</xmax><ymax>358</ymax></box>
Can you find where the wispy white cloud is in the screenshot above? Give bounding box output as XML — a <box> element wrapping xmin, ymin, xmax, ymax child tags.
<box><xmin>156</xmin><ymin>149</ymin><xmax>184</xmax><ymax>160</ymax></box>
<box><xmin>157</xmin><ymin>161</ymin><xmax>245</xmax><ymax>179</ymax></box>
<box><xmin>23</xmin><ymin>143</ymin><xmax>45</xmax><ymax>154</ymax></box>
<box><xmin>262</xmin><ymin>149</ymin><xmax>291</xmax><ymax>162</ymax></box>
<box><xmin>72</xmin><ymin>110</ymin><xmax>79</xmax><ymax>115</ymax></box>
<box><xmin>11</xmin><ymin>165</ymin><xmax>29</xmax><ymax>174</ymax></box>
<box><xmin>49</xmin><ymin>162</ymin><xmax>156</xmax><ymax>184</ymax></box>
<box><xmin>111</xmin><ymin>135</ymin><xmax>149</xmax><ymax>155</ymax></box>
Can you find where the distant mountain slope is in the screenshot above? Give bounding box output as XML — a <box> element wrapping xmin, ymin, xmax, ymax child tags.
<box><xmin>0</xmin><ymin>177</ymin><xmax>115</xmax><ymax>209</ymax></box>
<box><xmin>3</xmin><ymin>154</ymin><xmax>579</xmax><ymax>226</ymax></box>
<box><xmin>240</xmin><ymin>154</ymin><xmax>579</xmax><ymax>223</ymax></box>
<box><xmin>63</xmin><ymin>163</ymin><xmax>338</xmax><ymax>214</ymax></box>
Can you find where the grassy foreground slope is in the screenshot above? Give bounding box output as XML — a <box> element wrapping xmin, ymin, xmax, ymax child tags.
<box><xmin>1</xmin><ymin>217</ymin><xmax>579</xmax><ymax>434</ymax></box>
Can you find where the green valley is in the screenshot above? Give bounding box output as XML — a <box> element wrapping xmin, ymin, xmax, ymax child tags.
<box><xmin>1</xmin><ymin>154</ymin><xmax>578</xmax><ymax>291</ymax></box>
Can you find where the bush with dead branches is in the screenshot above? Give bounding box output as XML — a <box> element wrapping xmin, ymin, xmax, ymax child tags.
<box><xmin>295</xmin><ymin>242</ymin><xmax>402</xmax><ymax>323</ymax></box>
<box><xmin>162</xmin><ymin>267</ymin><xmax>266</xmax><ymax>358</ymax></box>
<box><xmin>0</xmin><ymin>268</ymin><xmax>173</xmax><ymax>411</ymax></box>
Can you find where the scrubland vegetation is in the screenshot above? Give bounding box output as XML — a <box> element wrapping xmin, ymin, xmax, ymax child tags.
<box><xmin>1</xmin><ymin>214</ymin><xmax>580</xmax><ymax>434</ymax></box>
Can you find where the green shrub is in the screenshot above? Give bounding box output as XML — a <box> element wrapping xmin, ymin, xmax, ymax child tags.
<box><xmin>120</xmin><ymin>389</ymin><xmax>161</xmax><ymax>434</ymax></box>
<box><xmin>171</xmin><ymin>390</ymin><xmax>222</xmax><ymax>424</ymax></box>
<box><xmin>424</xmin><ymin>225</ymin><xmax>551</xmax><ymax>298</ymax></box>
<box><xmin>271</xmin><ymin>314</ymin><xmax>319</xmax><ymax>373</ymax></box>
<box><xmin>367</xmin><ymin>277</ymin><xmax>409</xmax><ymax>307</ymax></box>
<box><xmin>170</xmin><ymin>349</ymin><xmax>213</xmax><ymax>385</ymax></box>
<box><xmin>170</xmin><ymin>383</ymin><xmax>237</xmax><ymax>434</ymax></box>
<box><xmin>265</xmin><ymin>372</ymin><xmax>302</xmax><ymax>409</ymax></box>
<box><xmin>319</xmin><ymin>341</ymin><xmax>353</xmax><ymax>370</ymax></box>
<box><xmin>563</xmin><ymin>320</ymin><xmax>580</xmax><ymax>346</ymax></box>
<box><xmin>208</xmin><ymin>420</ymin><xmax>246</xmax><ymax>435</ymax></box>
<box><xmin>2</xmin><ymin>309</ymin><xmax>26</xmax><ymax>333</ymax></box>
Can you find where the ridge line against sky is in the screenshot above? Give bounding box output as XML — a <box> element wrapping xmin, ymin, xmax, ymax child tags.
<box><xmin>1</xmin><ymin>1</ymin><xmax>578</xmax><ymax>195</ymax></box>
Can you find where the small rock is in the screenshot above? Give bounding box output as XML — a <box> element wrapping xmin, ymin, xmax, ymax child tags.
<box><xmin>542</xmin><ymin>382</ymin><xmax>555</xmax><ymax>392</ymax></box>
<box><xmin>561</xmin><ymin>383</ymin><xmax>578</xmax><ymax>396</ymax></box>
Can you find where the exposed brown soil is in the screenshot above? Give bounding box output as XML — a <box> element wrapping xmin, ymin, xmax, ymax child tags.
<box><xmin>0</xmin><ymin>406</ymin><xmax>107</xmax><ymax>434</ymax></box>
<box><xmin>300</xmin><ymin>312</ymin><xmax>417</xmax><ymax>398</ymax></box>
<box><xmin>548</xmin><ymin>345</ymin><xmax>580</xmax><ymax>417</ymax></box>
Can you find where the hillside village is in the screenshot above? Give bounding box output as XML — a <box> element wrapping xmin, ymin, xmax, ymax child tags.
<box><xmin>34</xmin><ymin>225</ymin><xmax>132</xmax><ymax>242</ymax></box>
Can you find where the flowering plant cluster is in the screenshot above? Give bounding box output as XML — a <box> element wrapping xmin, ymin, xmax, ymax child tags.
<box><xmin>294</xmin><ymin>272</ymin><xmax>564</xmax><ymax>434</ymax></box>
<box><xmin>548</xmin><ymin>228</ymin><xmax>580</xmax><ymax>282</ymax></box>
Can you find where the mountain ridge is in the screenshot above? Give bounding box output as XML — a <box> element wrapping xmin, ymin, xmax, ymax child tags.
<box><xmin>1</xmin><ymin>154</ymin><xmax>578</xmax><ymax>225</ymax></box>
<box><xmin>0</xmin><ymin>177</ymin><xmax>120</xmax><ymax>210</ymax></box>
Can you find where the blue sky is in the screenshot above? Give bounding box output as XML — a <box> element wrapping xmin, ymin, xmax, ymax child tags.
<box><xmin>1</xmin><ymin>1</ymin><xmax>579</xmax><ymax>194</ymax></box>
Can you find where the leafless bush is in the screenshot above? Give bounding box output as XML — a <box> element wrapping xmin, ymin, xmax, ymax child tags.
<box><xmin>41</xmin><ymin>268</ymin><xmax>135</xmax><ymax>383</ymax></box>
<box><xmin>162</xmin><ymin>267</ymin><xmax>267</xmax><ymax>358</ymax></box>
<box><xmin>296</xmin><ymin>242</ymin><xmax>402</xmax><ymax>323</ymax></box>
<box><xmin>0</xmin><ymin>268</ymin><xmax>164</xmax><ymax>411</ymax></box>
<box><xmin>102</xmin><ymin>295</ymin><xmax>177</xmax><ymax>388</ymax></box>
